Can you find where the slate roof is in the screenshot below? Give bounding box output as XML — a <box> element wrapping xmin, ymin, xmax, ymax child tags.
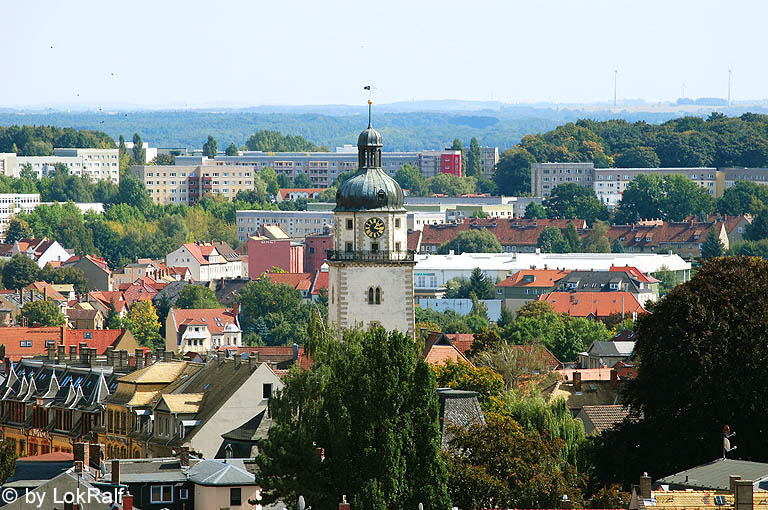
<box><xmin>656</xmin><ymin>458</ymin><xmax>768</xmax><ymax>491</ymax></box>
<box><xmin>578</xmin><ymin>405</ymin><xmax>630</xmax><ymax>434</ymax></box>
<box><xmin>187</xmin><ymin>459</ymin><xmax>257</xmax><ymax>486</ymax></box>
<box><xmin>11</xmin><ymin>452</ymin><xmax>74</xmax><ymax>482</ymax></box>
<box><xmin>105</xmin><ymin>457</ymin><xmax>188</xmax><ymax>484</ymax></box>
<box><xmin>221</xmin><ymin>408</ymin><xmax>272</xmax><ymax>442</ymax></box>
<box><xmin>437</xmin><ymin>388</ymin><xmax>485</xmax><ymax>449</ymax></box>
<box><xmin>587</xmin><ymin>341</ymin><xmax>636</xmax><ymax>358</ymax></box>
<box><xmin>555</xmin><ymin>271</ymin><xmax>644</xmax><ymax>294</ymax></box>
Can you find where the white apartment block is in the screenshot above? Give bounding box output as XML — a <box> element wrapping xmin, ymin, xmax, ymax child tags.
<box><xmin>236</xmin><ymin>210</ymin><xmax>334</xmax><ymax>241</ymax></box>
<box><xmin>531</xmin><ymin>162</ymin><xmax>721</xmax><ymax>205</ymax></box>
<box><xmin>0</xmin><ymin>149</ymin><xmax>120</xmax><ymax>183</ymax></box>
<box><xmin>0</xmin><ymin>194</ymin><xmax>40</xmax><ymax>235</ymax></box>
<box><xmin>477</xmin><ymin>146</ymin><xmax>500</xmax><ymax>179</ymax></box>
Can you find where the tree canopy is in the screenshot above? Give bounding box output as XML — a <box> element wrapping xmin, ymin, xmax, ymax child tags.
<box><xmin>174</xmin><ymin>285</ymin><xmax>221</xmax><ymax>309</ymax></box>
<box><xmin>437</xmin><ymin>229</ymin><xmax>502</xmax><ymax>255</ymax></box>
<box><xmin>544</xmin><ymin>184</ymin><xmax>608</xmax><ymax>226</ymax></box>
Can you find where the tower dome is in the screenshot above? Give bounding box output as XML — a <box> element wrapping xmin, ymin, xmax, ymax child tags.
<box><xmin>334</xmin><ymin>106</ymin><xmax>404</xmax><ymax>212</ymax></box>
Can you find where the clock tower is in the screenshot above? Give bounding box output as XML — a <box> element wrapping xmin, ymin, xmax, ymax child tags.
<box><xmin>327</xmin><ymin>103</ymin><xmax>415</xmax><ymax>336</ymax></box>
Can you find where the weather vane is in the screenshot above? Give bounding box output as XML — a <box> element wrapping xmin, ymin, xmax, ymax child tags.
<box><xmin>364</xmin><ymin>84</ymin><xmax>376</xmax><ymax>126</ymax></box>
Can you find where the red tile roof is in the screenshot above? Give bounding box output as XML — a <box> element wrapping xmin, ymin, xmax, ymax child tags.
<box><xmin>497</xmin><ymin>269</ymin><xmax>572</xmax><ymax>288</ymax></box>
<box><xmin>263</xmin><ymin>272</ymin><xmax>313</xmax><ymax>292</ymax></box>
<box><xmin>606</xmin><ymin>221</ymin><xmax>721</xmax><ymax>250</ymax></box>
<box><xmin>420</xmin><ymin>218</ymin><xmax>586</xmax><ymax>249</ymax></box>
<box><xmin>0</xmin><ymin>327</ymin><xmax>63</xmax><ymax>361</ymax></box>
<box><xmin>609</xmin><ymin>265</ymin><xmax>659</xmax><ymax>283</ymax></box>
<box><xmin>444</xmin><ymin>333</ymin><xmax>474</xmax><ymax>357</ymax></box>
<box><xmin>407</xmin><ymin>230</ymin><xmax>422</xmax><ymax>251</ymax></box>
<box><xmin>511</xmin><ymin>344</ymin><xmax>561</xmax><ymax>370</ymax></box>
<box><xmin>63</xmin><ymin>329</ymin><xmax>126</xmax><ymax>355</ymax></box>
<box><xmin>311</xmin><ymin>270</ymin><xmax>328</xmax><ymax>295</ymax></box>
<box><xmin>172</xmin><ymin>308</ymin><xmax>238</xmax><ymax>335</ymax></box>
<box><xmin>88</xmin><ymin>291</ymin><xmax>127</xmax><ymax>313</ymax></box>
<box><xmin>425</xmin><ymin>344</ymin><xmax>472</xmax><ymax>366</ymax></box>
<box><xmin>540</xmin><ymin>291</ymin><xmax>646</xmax><ymax>318</ymax></box>
<box><xmin>17</xmin><ymin>451</ymin><xmax>74</xmax><ymax>462</ymax></box>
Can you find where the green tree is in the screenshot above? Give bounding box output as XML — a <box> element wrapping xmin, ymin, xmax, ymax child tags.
<box><xmin>394</xmin><ymin>163</ymin><xmax>426</xmax><ymax>195</ymax></box>
<box><xmin>105</xmin><ymin>299</ymin><xmax>123</xmax><ymax>330</ymax></box>
<box><xmin>260</xmin><ymin>167</ymin><xmax>280</xmax><ymax>196</ymax></box>
<box><xmin>544</xmin><ymin>183</ymin><xmax>609</xmax><ymax>225</ymax></box>
<box><xmin>467</xmin><ymin>137</ymin><xmax>482</xmax><ymax>178</ymax></box>
<box><xmin>537</xmin><ymin>226</ymin><xmax>569</xmax><ymax>253</ymax></box>
<box><xmin>225</xmin><ymin>142</ymin><xmax>239</xmax><ymax>156</ymax></box>
<box><xmin>493</xmin><ymin>148</ymin><xmax>534</xmax><ymax>196</ymax></box>
<box><xmin>114</xmin><ymin>176</ymin><xmax>152</xmax><ymax>211</ymax></box>
<box><xmin>469</xmin><ymin>267</ymin><xmax>496</xmax><ymax>300</ymax></box>
<box><xmin>132</xmin><ymin>133</ymin><xmax>145</xmax><ymax>164</ymax></box>
<box><xmin>451</xmin><ymin>138</ymin><xmax>466</xmax><ymax>174</ymax></box>
<box><xmin>124</xmin><ymin>300</ymin><xmax>162</xmax><ymax>349</ymax></box>
<box><xmin>19</xmin><ymin>163</ymin><xmax>37</xmax><ymax>180</ymax></box>
<box><xmin>523</xmin><ymin>201</ymin><xmax>547</xmax><ymax>219</ymax></box>
<box><xmin>245</xmin><ymin>130</ymin><xmax>326</xmax><ymax>152</ymax></box>
<box><xmin>580</xmin><ymin>220</ymin><xmax>611</xmax><ymax>253</ymax></box>
<box><xmin>428</xmin><ymin>173</ymin><xmax>476</xmax><ymax>196</ymax></box>
<box><xmin>432</xmin><ymin>360</ymin><xmax>505</xmax><ymax>410</ymax></box>
<box><xmin>293</xmin><ymin>173</ymin><xmax>313</xmax><ymax>188</ymax></box>
<box><xmin>202</xmin><ymin>135</ymin><xmax>218</xmax><ymax>158</ymax></box>
<box><xmin>444</xmin><ymin>414</ymin><xmax>582</xmax><ymax>510</ymax></box>
<box><xmin>19</xmin><ymin>299</ymin><xmax>66</xmax><ymax>327</ymax></box>
<box><xmin>49</xmin><ymin>266</ymin><xmax>88</xmax><ymax>295</ymax></box>
<box><xmin>700</xmin><ymin>227</ymin><xmax>725</xmax><ymax>259</ymax></box>
<box><xmin>614</xmin><ymin>146</ymin><xmax>660</xmax><ymax>168</ymax></box>
<box><xmin>745</xmin><ymin>208</ymin><xmax>768</xmax><ymax>241</ymax></box>
<box><xmin>592</xmin><ymin>257</ymin><xmax>768</xmax><ymax>486</ymax></box>
<box><xmin>237</xmin><ymin>275</ymin><xmax>303</xmax><ymax>334</ymax></box>
<box><xmin>152</xmin><ymin>153</ymin><xmax>175</xmax><ymax>165</ymax></box>
<box><xmin>717</xmin><ymin>181</ymin><xmax>768</xmax><ymax>216</ymax></box>
<box><xmin>437</xmin><ymin>229</ymin><xmax>502</xmax><ymax>255</ymax></box>
<box><xmin>255</xmin><ymin>326</ymin><xmax>451</xmax><ymax>510</ymax></box>
<box><xmin>564</xmin><ymin>222</ymin><xmax>580</xmax><ymax>252</ymax></box>
<box><xmin>5</xmin><ymin>217</ymin><xmax>32</xmax><ymax>242</ymax></box>
<box><xmin>615</xmin><ymin>174</ymin><xmax>716</xmax><ymax>223</ymax></box>
<box><xmin>611</xmin><ymin>239</ymin><xmax>625</xmax><ymax>253</ymax></box>
<box><xmin>3</xmin><ymin>254</ymin><xmax>40</xmax><ymax>289</ymax></box>
<box><xmin>175</xmin><ymin>285</ymin><xmax>221</xmax><ymax>309</ymax></box>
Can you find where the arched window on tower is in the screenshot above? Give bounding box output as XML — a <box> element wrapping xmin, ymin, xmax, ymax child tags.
<box><xmin>368</xmin><ymin>287</ymin><xmax>374</xmax><ymax>305</ymax></box>
<box><xmin>375</xmin><ymin>287</ymin><xmax>381</xmax><ymax>304</ymax></box>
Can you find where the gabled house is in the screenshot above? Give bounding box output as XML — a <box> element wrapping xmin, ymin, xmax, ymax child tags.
<box><xmin>188</xmin><ymin>458</ymin><xmax>262</xmax><ymax>510</ymax></box>
<box><xmin>578</xmin><ymin>339</ymin><xmax>635</xmax><ymax>369</ymax></box>
<box><xmin>6</xmin><ymin>238</ymin><xmax>71</xmax><ymax>268</ymax></box>
<box><xmin>496</xmin><ymin>269</ymin><xmax>572</xmax><ymax>314</ymax></box>
<box><xmin>422</xmin><ymin>332</ymin><xmax>474</xmax><ymax>366</ymax></box>
<box><xmin>261</xmin><ymin>272</ymin><xmax>314</xmax><ymax>299</ymax></box>
<box><xmin>166</xmin><ymin>307</ymin><xmax>242</xmax><ymax>353</ymax></box>
<box><xmin>606</xmin><ymin>219</ymin><xmax>729</xmax><ymax>259</ymax></box>
<box><xmin>554</xmin><ymin>270</ymin><xmax>658</xmax><ymax>304</ymax></box>
<box><xmin>62</xmin><ymin>255</ymin><xmax>112</xmax><ymax>291</ymax></box>
<box><xmin>576</xmin><ymin>404</ymin><xmax>630</xmax><ymax>436</ymax></box>
<box><xmin>66</xmin><ymin>307</ymin><xmax>104</xmax><ymax>330</ymax></box>
<box><xmin>166</xmin><ymin>242</ymin><xmax>244</xmax><ymax>282</ymax></box>
<box><xmin>149</xmin><ymin>358</ymin><xmax>284</xmax><ymax>459</ymax></box>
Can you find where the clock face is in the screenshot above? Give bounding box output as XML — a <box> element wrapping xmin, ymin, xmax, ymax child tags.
<box><xmin>364</xmin><ymin>217</ymin><xmax>385</xmax><ymax>239</ymax></box>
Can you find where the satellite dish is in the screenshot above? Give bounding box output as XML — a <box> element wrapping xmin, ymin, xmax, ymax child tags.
<box><xmin>297</xmin><ymin>495</ymin><xmax>306</xmax><ymax>510</ymax></box>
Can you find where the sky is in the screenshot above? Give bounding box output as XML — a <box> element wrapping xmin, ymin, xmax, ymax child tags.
<box><xmin>0</xmin><ymin>0</ymin><xmax>765</xmax><ymax>109</ymax></box>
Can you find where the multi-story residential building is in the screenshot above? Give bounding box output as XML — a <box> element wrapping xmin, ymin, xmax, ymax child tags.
<box><xmin>606</xmin><ymin>219</ymin><xmax>731</xmax><ymax>259</ymax></box>
<box><xmin>165</xmin><ymin>307</ymin><xmax>242</xmax><ymax>353</ymax></box>
<box><xmin>495</xmin><ymin>269</ymin><xmax>572</xmax><ymax>314</ymax></box>
<box><xmin>531</xmin><ymin>162</ymin><xmax>597</xmax><ymax>197</ymax></box>
<box><xmin>477</xmin><ymin>146</ymin><xmax>500</xmax><ymax>179</ymax></box>
<box><xmin>0</xmin><ymin>194</ymin><xmax>39</xmax><ymax>235</ymax></box>
<box><xmin>165</xmin><ymin>242</ymin><xmax>243</xmax><ymax>281</ymax></box>
<box><xmin>0</xmin><ymin>149</ymin><xmax>120</xmax><ymax>183</ymax></box>
<box><xmin>236</xmin><ymin>210</ymin><xmax>333</xmax><ymax>241</ymax></box>
<box><xmin>418</xmin><ymin>150</ymin><xmax>462</xmax><ymax>178</ymax></box>
<box><xmin>552</xmin><ymin>270</ymin><xmax>659</xmax><ymax>304</ymax></box>
<box><xmin>132</xmin><ymin>165</ymin><xmax>256</xmax><ymax>205</ymax></box>
<box><xmin>592</xmin><ymin>166</ymin><xmax>719</xmax><ymax>205</ymax></box>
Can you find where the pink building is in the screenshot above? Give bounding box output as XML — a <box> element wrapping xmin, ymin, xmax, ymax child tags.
<box><xmin>247</xmin><ymin>238</ymin><xmax>304</xmax><ymax>278</ymax></box>
<box><xmin>304</xmin><ymin>233</ymin><xmax>333</xmax><ymax>275</ymax></box>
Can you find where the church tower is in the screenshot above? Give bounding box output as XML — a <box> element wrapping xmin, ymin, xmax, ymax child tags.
<box><xmin>327</xmin><ymin>103</ymin><xmax>415</xmax><ymax>336</ymax></box>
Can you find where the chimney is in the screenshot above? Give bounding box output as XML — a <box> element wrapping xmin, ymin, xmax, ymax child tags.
<box><xmin>249</xmin><ymin>351</ymin><xmax>259</xmax><ymax>369</ymax></box>
<box><xmin>610</xmin><ymin>368</ymin><xmax>618</xmax><ymax>389</ymax></box>
<box><xmin>79</xmin><ymin>342</ymin><xmax>87</xmax><ymax>364</ymax></box>
<box><xmin>573</xmin><ymin>371</ymin><xmax>582</xmax><ymax>392</ymax></box>
<box><xmin>123</xmin><ymin>493</ymin><xmax>133</xmax><ymax>510</ymax></box>
<box><xmin>560</xmin><ymin>495</ymin><xmax>573</xmax><ymax>509</ymax></box>
<box><xmin>47</xmin><ymin>344</ymin><xmax>55</xmax><ymax>361</ymax></box>
<box><xmin>730</xmin><ymin>475</ymin><xmax>742</xmax><ymax>493</ymax></box>
<box><xmin>164</xmin><ymin>350</ymin><xmax>172</xmax><ymax>362</ymax></box>
<box><xmin>135</xmin><ymin>349</ymin><xmax>144</xmax><ymax>370</ymax></box>
<box><xmin>89</xmin><ymin>348</ymin><xmax>98</xmax><ymax>367</ymax></box>
<box><xmin>89</xmin><ymin>443</ymin><xmax>104</xmax><ymax>471</ymax></box>
<box><xmin>57</xmin><ymin>344</ymin><xmax>65</xmax><ymax>363</ymax></box>
<box><xmin>69</xmin><ymin>345</ymin><xmax>77</xmax><ymax>362</ymax></box>
<box><xmin>157</xmin><ymin>347</ymin><xmax>165</xmax><ymax>362</ymax></box>
<box><xmin>179</xmin><ymin>447</ymin><xmax>190</xmax><ymax>467</ymax></box>
<box><xmin>111</xmin><ymin>459</ymin><xmax>120</xmax><ymax>485</ymax></box>
<box><xmin>734</xmin><ymin>479</ymin><xmax>753</xmax><ymax>510</ymax></box>
<box><xmin>339</xmin><ymin>495</ymin><xmax>350</xmax><ymax>510</ymax></box>
<box><xmin>232</xmin><ymin>302</ymin><xmax>239</xmax><ymax>318</ymax></box>
<box><xmin>3</xmin><ymin>357</ymin><xmax>10</xmax><ymax>377</ymax></box>
<box><xmin>119</xmin><ymin>350</ymin><xmax>128</xmax><ymax>369</ymax></box>
<box><xmin>639</xmin><ymin>472</ymin><xmax>652</xmax><ymax>499</ymax></box>
<box><xmin>144</xmin><ymin>350</ymin><xmax>152</xmax><ymax>367</ymax></box>
<box><xmin>293</xmin><ymin>343</ymin><xmax>299</xmax><ymax>361</ymax></box>
<box><xmin>73</xmin><ymin>442</ymin><xmax>89</xmax><ymax>472</ymax></box>
<box><xmin>106</xmin><ymin>346</ymin><xmax>115</xmax><ymax>366</ymax></box>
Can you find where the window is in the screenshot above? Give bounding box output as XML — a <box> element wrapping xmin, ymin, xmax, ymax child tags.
<box><xmin>230</xmin><ymin>488</ymin><xmax>242</xmax><ymax>506</ymax></box>
<box><xmin>346</xmin><ymin>219</ymin><xmax>353</xmax><ymax>230</ymax></box>
<box><xmin>263</xmin><ymin>383</ymin><xmax>272</xmax><ymax>400</ymax></box>
<box><xmin>345</xmin><ymin>242</ymin><xmax>353</xmax><ymax>253</ymax></box>
<box><xmin>150</xmin><ymin>485</ymin><xmax>173</xmax><ymax>503</ymax></box>
<box><xmin>20</xmin><ymin>341</ymin><xmax>32</xmax><ymax>347</ymax></box>
<box><xmin>84</xmin><ymin>332</ymin><xmax>92</xmax><ymax>339</ymax></box>
<box><xmin>375</xmin><ymin>287</ymin><xmax>381</xmax><ymax>304</ymax></box>
<box><xmin>179</xmin><ymin>489</ymin><xmax>189</xmax><ymax>500</ymax></box>
<box><xmin>371</xmin><ymin>243</ymin><xmax>378</xmax><ymax>252</ymax></box>
<box><xmin>395</xmin><ymin>218</ymin><xmax>401</xmax><ymax>228</ymax></box>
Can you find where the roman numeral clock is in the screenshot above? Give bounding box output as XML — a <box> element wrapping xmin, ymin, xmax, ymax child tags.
<box><xmin>364</xmin><ymin>217</ymin><xmax>385</xmax><ymax>239</ymax></box>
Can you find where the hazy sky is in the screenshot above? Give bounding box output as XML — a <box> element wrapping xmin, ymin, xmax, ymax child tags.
<box><xmin>1</xmin><ymin>0</ymin><xmax>764</xmax><ymax>108</ymax></box>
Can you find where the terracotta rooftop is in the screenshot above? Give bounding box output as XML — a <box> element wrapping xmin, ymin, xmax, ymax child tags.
<box><xmin>263</xmin><ymin>272</ymin><xmax>313</xmax><ymax>292</ymax></box>
<box><xmin>420</xmin><ymin>218</ymin><xmax>587</xmax><ymax>248</ymax></box>
<box><xmin>172</xmin><ymin>308</ymin><xmax>238</xmax><ymax>336</ymax></box>
<box><xmin>541</xmin><ymin>291</ymin><xmax>646</xmax><ymax>318</ymax></box>
<box><xmin>578</xmin><ymin>404</ymin><xmax>630</xmax><ymax>434</ymax></box>
<box><xmin>497</xmin><ymin>269</ymin><xmax>572</xmax><ymax>288</ymax></box>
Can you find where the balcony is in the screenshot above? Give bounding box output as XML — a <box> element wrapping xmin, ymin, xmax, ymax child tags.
<box><xmin>326</xmin><ymin>250</ymin><xmax>415</xmax><ymax>263</ymax></box>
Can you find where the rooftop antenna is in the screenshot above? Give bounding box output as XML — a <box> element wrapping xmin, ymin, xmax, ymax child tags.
<box><xmin>723</xmin><ymin>424</ymin><xmax>736</xmax><ymax>458</ymax></box>
<box><xmin>613</xmin><ymin>69</ymin><xmax>618</xmax><ymax>109</ymax></box>
<box><xmin>728</xmin><ymin>68</ymin><xmax>732</xmax><ymax>107</ymax></box>
<box><xmin>363</xmin><ymin>84</ymin><xmax>375</xmax><ymax>127</ymax></box>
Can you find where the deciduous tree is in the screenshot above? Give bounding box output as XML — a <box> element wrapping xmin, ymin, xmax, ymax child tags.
<box><xmin>437</xmin><ymin>229</ymin><xmax>501</xmax><ymax>255</ymax></box>
<box><xmin>175</xmin><ymin>285</ymin><xmax>221</xmax><ymax>309</ymax></box>
<box><xmin>124</xmin><ymin>300</ymin><xmax>162</xmax><ymax>349</ymax></box>
<box><xmin>3</xmin><ymin>254</ymin><xmax>39</xmax><ymax>289</ymax></box>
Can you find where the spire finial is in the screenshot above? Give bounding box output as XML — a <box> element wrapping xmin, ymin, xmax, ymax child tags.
<box><xmin>368</xmin><ymin>99</ymin><xmax>372</xmax><ymax>128</ymax></box>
